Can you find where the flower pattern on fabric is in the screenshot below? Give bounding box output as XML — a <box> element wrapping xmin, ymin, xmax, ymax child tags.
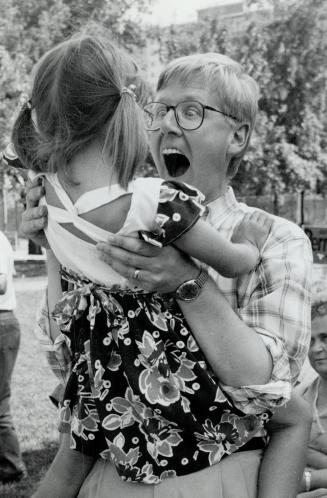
<box><xmin>54</xmin><ymin>267</ymin><xmax>270</xmax><ymax>484</ymax></box>
<box><xmin>139</xmin><ymin>181</ymin><xmax>207</xmax><ymax>247</ymax></box>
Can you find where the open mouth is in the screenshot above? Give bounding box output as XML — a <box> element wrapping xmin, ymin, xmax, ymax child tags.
<box><xmin>162</xmin><ymin>149</ymin><xmax>190</xmax><ymax>177</ymax></box>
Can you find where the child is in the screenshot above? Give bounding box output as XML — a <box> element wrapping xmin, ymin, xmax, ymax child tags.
<box><xmin>8</xmin><ymin>27</ymin><xmax>311</xmax><ymax>498</ymax></box>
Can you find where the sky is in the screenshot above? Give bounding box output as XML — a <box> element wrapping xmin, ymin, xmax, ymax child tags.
<box><xmin>145</xmin><ymin>0</ymin><xmax>240</xmax><ymax>26</ymax></box>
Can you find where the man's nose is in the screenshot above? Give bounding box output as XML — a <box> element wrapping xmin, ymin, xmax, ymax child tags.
<box><xmin>311</xmin><ymin>339</ymin><xmax>325</xmax><ymax>354</ymax></box>
<box><xmin>160</xmin><ymin>108</ymin><xmax>182</xmax><ymax>135</ymax></box>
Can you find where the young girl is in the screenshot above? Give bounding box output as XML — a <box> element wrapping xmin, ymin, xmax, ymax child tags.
<box><xmin>8</xmin><ymin>27</ymin><xmax>310</xmax><ymax>498</ymax></box>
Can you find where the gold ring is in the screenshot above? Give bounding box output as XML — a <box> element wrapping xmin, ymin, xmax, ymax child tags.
<box><xmin>134</xmin><ymin>269</ymin><xmax>140</xmax><ymax>280</ymax></box>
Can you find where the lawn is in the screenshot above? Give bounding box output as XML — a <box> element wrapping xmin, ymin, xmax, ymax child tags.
<box><xmin>0</xmin><ymin>277</ymin><xmax>59</xmax><ymax>498</ymax></box>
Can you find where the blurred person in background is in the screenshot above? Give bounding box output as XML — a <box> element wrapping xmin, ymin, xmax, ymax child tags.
<box><xmin>296</xmin><ymin>291</ymin><xmax>327</xmax><ymax>498</ymax></box>
<box><xmin>0</xmin><ymin>231</ymin><xmax>26</xmax><ymax>484</ymax></box>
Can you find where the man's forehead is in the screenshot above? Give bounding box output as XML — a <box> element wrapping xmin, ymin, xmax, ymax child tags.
<box><xmin>156</xmin><ymin>80</ymin><xmax>213</xmax><ymax>102</ymax></box>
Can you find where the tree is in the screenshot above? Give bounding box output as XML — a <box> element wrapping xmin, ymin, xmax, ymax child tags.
<box><xmin>156</xmin><ymin>0</ymin><xmax>327</xmax><ymax>199</ymax></box>
<box><xmin>233</xmin><ymin>0</ymin><xmax>327</xmax><ymax>197</ymax></box>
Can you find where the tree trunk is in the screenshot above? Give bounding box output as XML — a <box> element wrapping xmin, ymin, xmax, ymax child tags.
<box><xmin>273</xmin><ymin>190</ymin><xmax>279</xmax><ymax>216</ymax></box>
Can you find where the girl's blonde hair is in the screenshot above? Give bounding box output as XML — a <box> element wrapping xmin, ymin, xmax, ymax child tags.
<box><xmin>12</xmin><ymin>26</ymin><xmax>148</xmax><ymax>189</ymax></box>
<box><xmin>157</xmin><ymin>53</ymin><xmax>260</xmax><ymax>177</ymax></box>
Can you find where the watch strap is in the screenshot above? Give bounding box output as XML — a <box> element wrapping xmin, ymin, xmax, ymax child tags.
<box><xmin>196</xmin><ymin>266</ymin><xmax>209</xmax><ymax>288</ymax></box>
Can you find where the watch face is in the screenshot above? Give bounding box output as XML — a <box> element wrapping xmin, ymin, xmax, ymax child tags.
<box><xmin>177</xmin><ymin>281</ymin><xmax>199</xmax><ymax>301</ymax></box>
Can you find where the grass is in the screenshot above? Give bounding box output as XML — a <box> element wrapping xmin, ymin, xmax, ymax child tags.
<box><xmin>0</xmin><ymin>278</ymin><xmax>60</xmax><ymax>498</ymax></box>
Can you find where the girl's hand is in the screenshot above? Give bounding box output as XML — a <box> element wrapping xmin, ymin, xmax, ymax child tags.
<box><xmin>232</xmin><ymin>211</ymin><xmax>273</xmax><ymax>251</ymax></box>
<box><xmin>20</xmin><ymin>177</ymin><xmax>49</xmax><ymax>248</ymax></box>
<box><xmin>97</xmin><ymin>234</ymin><xmax>198</xmax><ymax>293</ymax></box>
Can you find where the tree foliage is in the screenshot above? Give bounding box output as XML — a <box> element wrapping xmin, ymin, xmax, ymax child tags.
<box><xmin>0</xmin><ymin>0</ymin><xmax>152</xmax><ymax>151</ymax></box>
<box><xmin>156</xmin><ymin>0</ymin><xmax>327</xmax><ymax>196</ymax></box>
<box><xmin>1</xmin><ymin>0</ymin><xmax>326</xmax><ymax>203</ymax></box>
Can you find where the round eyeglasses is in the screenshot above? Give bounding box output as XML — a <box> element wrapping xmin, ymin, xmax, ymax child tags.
<box><xmin>143</xmin><ymin>100</ymin><xmax>239</xmax><ymax>131</ymax></box>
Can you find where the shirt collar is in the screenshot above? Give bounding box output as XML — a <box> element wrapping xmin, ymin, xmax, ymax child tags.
<box><xmin>206</xmin><ymin>186</ymin><xmax>238</xmax><ymax>223</ymax></box>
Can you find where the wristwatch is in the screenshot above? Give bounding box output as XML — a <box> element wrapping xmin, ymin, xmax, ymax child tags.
<box><xmin>173</xmin><ymin>266</ymin><xmax>209</xmax><ymax>302</ymax></box>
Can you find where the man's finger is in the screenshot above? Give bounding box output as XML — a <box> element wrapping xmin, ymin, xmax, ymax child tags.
<box><xmin>297</xmin><ymin>490</ymin><xmax>327</xmax><ymax>498</ymax></box>
<box><xmin>25</xmin><ymin>185</ymin><xmax>45</xmax><ymax>208</ymax></box>
<box><xmin>129</xmin><ymin>270</ymin><xmax>157</xmax><ymax>291</ymax></box>
<box><xmin>20</xmin><ymin>217</ymin><xmax>47</xmax><ymax>237</ymax></box>
<box><xmin>102</xmin><ymin>256</ymin><xmax>133</xmax><ymax>280</ymax></box>
<box><xmin>102</xmin><ymin>256</ymin><xmax>156</xmax><ymax>291</ymax></box>
<box><xmin>107</xmin><ymin>234</ymin><xmax>161</xmax><ymax>257</ymax></box>
<box><xmin>97</xmin><ymin>242</ymin><xmax>151</xmax><ymax>270</ymax></box>
<box><xmin>22</xmin><ymin>205</ymin><xmax>48</xmax><ymax>223</ymax></box>
<box><xmin>26</xmin><ymin>177</ymin><xmax>41</xmax><ymax>189</ymax></box>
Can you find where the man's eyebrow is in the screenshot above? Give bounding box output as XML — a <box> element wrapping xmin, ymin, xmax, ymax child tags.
<box><xmin>157</xmin><ymin>94</ymin><xmax>206</xmax><ymax>102</ymax></box>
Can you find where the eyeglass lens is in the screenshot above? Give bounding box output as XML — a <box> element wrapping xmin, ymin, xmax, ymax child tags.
<box><xmin>144</xmin><ymin>101</ymin><xmax>204</xmax><ymax>130</ymax></box>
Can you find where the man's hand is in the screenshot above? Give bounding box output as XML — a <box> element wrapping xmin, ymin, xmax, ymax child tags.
<box><xmin>20</xmin><ymin>177</ymin><xmax>49</xmax><ymax>248</ymax></box>
<box><xmin>297</xmin><ymin>490</ymin><xmax>327</xmax><ymax>497</ymax></box>
<box><xmin>97</xmin><ymin>234</ymin><xmax>198</xmax><ymax>293</ymax></box>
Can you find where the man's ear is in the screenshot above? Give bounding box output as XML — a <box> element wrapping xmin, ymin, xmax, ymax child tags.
<box><xmin>227</xmin><ymin>122</ymin><xmax>251</xmax><ymax>179</ymax></box>
<box><xmin>228</xmin><ymin>122</ymin><xmax>250</xmax><ymax>156</ymax></box>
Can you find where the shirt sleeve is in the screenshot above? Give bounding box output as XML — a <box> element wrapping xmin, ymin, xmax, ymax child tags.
<box><xmin>34</xmin><ymin>288</ymin><xmax>72</xmax><ymax>385</ymax></box>
<box><xmin>220</xmin><ymin>227</ymin><xmax>312</xmax><ymax>415</ymax></box>
<box><xmin>139</xmin><ymin>180</ymin><xmax>207</xmax><ymax>247</ymax></box>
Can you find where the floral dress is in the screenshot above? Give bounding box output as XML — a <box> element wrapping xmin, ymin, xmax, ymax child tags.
<box><xmin>44</xmin><ymin>175</ymin><xmax>269</xmax><ymax>484</ymax></box>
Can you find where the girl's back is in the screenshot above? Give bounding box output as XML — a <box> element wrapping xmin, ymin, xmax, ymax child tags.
<box><xmin>41</xmin><ymin>167</ymin><xmax>165</xmax><ymax>288</ymax></box>
<box><xmin>10</xmin><ymin>28</ymin><xmax>154</xmax><ymax>287</ymax></box>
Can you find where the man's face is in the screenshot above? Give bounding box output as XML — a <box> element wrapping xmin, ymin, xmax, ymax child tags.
<box><xmin>309</xmin><ymin>314</ymin><xmax>327</xmax><ymax>378</ymax></box>
<box><xmin>148</xmin><ymin>80</ymin><xmax>236</xmax><ymax>203</ymax></box>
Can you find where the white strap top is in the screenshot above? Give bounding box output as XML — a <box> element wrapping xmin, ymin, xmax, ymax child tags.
<box><xmin>33</xmin><ymin>172</ymin><xmax>163</xmax><ymax>288</ymax></box>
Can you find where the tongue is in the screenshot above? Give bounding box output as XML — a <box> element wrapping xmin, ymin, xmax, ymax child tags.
<box><xmin>164</xmin><ymin>153</ymin><xmax>190</xmax><ymax>177</ymax></box>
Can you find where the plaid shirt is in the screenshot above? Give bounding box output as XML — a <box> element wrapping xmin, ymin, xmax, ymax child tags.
<box><xmin>34</xmin><ymin>187</ymin><xmax>312</xmax><ymax>414</ymax></box>
<box><xmin>205</xmin><ymin>187</ymin><xmax>312</xmax><ymax>413</ymax></box>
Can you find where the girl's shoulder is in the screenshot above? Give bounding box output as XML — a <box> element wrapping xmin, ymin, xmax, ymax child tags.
<box><xmin>130</xmin><ymin>177</ymin><xmax>205</xmax><ymax>201</ymax></box>
<box><xmin>131</xmin><ymin>176</ymin><xmax>163</xmax><ymax>191</ymax></box>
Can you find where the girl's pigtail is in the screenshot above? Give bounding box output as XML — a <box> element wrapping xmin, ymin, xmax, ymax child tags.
<box><xmin>105</xmin><ymin>84</ymin><xmax>148</xmax><ymax>189</ymax></box>
<box><xmin>11</xmin><ymin>100</ymin><xmax>42</xmax><ymax>172</ymax></box>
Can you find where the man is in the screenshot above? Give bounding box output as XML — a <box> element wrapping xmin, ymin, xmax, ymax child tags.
<box><xmin>96</xmin><ymin>53</ymin><xmax>312</xmax><ymax>408</ymax></box>
<box><xmin>0</xmin><ymin>231</ymin><xmax>25</xmax><ymax>484</ymax></box>
<box><xmin>21</xmin><ymin>53</ymin><xmax>312</xmax><ymax>496</ymax></box>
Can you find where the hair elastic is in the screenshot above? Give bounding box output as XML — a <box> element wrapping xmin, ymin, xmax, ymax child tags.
<box><xmin>19</xmin><ymin>94</ymin><xmax>32</xmax><ymax>112</ymax></box>
<box><xmin>120</xmin><ymin>84</ymin><xmax>137</xmax><ymax>101</ymax></box>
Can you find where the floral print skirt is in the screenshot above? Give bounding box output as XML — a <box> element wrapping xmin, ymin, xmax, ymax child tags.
<box><xmin>54</xmin><ymin>268</ymin><xmax>268</xmax><ymax>484</ymax></box>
